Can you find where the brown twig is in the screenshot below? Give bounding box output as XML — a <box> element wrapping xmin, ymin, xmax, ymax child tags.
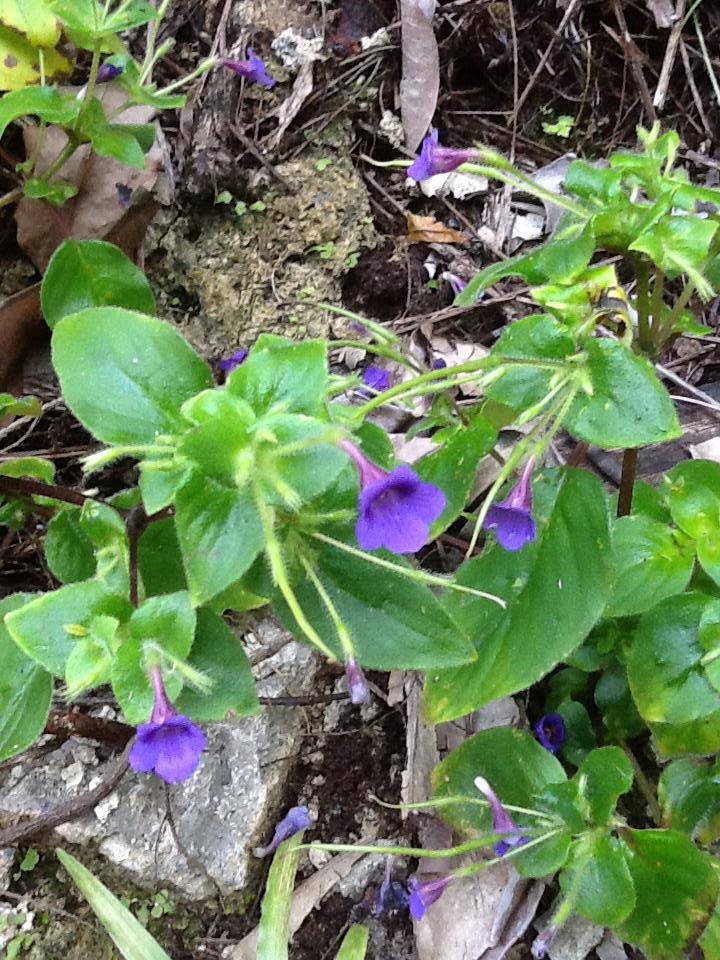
<box><xmin>0</xmin><ymin>474</ymin><xmax>93</xmax><ymax>508</ymax></box>
<box><xmin>617</xmin><ymin>448</ymin><xmax>638</xmax><ymax>518</ymax></box>
<box><xmin>45</xmin><ymin>709</ymin><xmax>134</xmax><ymax>748</ymax></box>
<box><xmin>0</xmin><ymin>744</ymin><xmax>131</xmax><ymax>847</ymax></box>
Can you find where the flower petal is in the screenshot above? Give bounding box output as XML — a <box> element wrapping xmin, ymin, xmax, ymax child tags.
<box><xmin>484</xmin><ymin>504</ymin><xmax>536</xmax><ymax>551</ymax></box>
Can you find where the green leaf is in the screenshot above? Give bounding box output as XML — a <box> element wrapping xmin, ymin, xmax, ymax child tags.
<box><xmin>595</xmin><ymin>658</ymin><xmax>645</xmax><ymax>741</ymax></box>
<box><xmin>139</xmin><ymin>463</ymin><xmax>191</xmax><ymax>515</ymax></box>
<box><xmin>616</xmin><ymin>829</ymin><xmax>719</xmax><ymax>960</ymax></box>
<box><xmin>561</xmin><ymin>836</ymin><xmax>635</xmax><ymax>926</ymax></box>
<box><xmin>335</xmin><ymin>925</ymin><xmax>369</xmax><ymax>960</ymax></box>
<box><xmin>659</xmin><ymin>759</ymin><xmax>720</xmax><ymax>843</ymax></box>
<box><xmin>564</xmin><ymin>160</ymin><xmax>623</xmax><ymax>202</ymax></box>
<box><xmin>666</xmin><ymin>461</ymin><xmax>720</xmax><ymax>586</ymax></box>
<box><xmin>175</xmin><ymin>471</ymin><xmax>264</xmax><ymax>605</ymax></box>
<box><xmin>227</xmin><ymin>335</ymin><xmax>328</xmax><ymax>417</ymax></box>
<box><xmin>130</xmin><ymin>591</ymin><xmax>195</xmax><ymax>654</ymax></box>
<box><xmin>42</xmin><ymin>240</ymin><xmax>155</xmax><ymax>330</ymax></box>
<box><xmin>24</xmin><ymin>177</ymin><xmax>78</xmax><ymax>204</ymax></box>
<box><xmin>413</xmin><ymin>413</ymin><xmax>497</xmax><ymax>537</ymax></box>
<box><xmin>175</xmin><ymin>609</ymin><xmax>258</xmax><ymax>722</ymax></box>
<box><xmin>457</xmin><ymin>219</ymin><xmax>594</xmax><ymax>305</ymax></box>
<box><xmin>5</xmin><ymin>581</ymin><xmax>129</xmax><ymax>677</ymax></box>
<box><xmin>487</xmin><ymin>314</ymin><xmax>576</xmax><ymax>411</ymax></box>
<box><xmin>45</xmin><ymin>508</ymin><xmax>96</xmax><ymax>583</ymax></box>
<box><xmin>578</xmin><ymin>746</ymin><xmax>633</xmax><ymax>825</ymax></box>
<box><xmin>137</xmin><ymin>517</ymin><xmax>187</xmax><ymax>596</ymax></box>
<box><xmin>604</xmin><ymin>515</ymin><xmax>695</xmax><ymax>617</ymax></box>
<box><xmin>424</xmin><ymin>469</ymin><xmax>610</xmax><ymax>722</ymax></box>
<box><xmin>277</xmin><ymin>541</ymin><xmax>476</xmax><ymax>669</ymax></box>
<box><xmin>0</xmin><ymin>455</ymin><xmax>54</xmax><ymax>482</ymax></box>
<box><xmin>257</xmin><ymin>833</ymin><xmax>305</xmax><ymax>960</ymax></box>
<box><xmin>101</xmin><ymin>0</ymin><xmax>155</xmax><ymax>32</ymax></box>
<box><xmin>630</xmin><ymin>216</ymin><xmax>719</xmax><ymax>300</ymax></box>
<box><xmin>0</xmin><ymin>393</ymin><xmax>41</xmax><ymax>417</ymax></box>
<box><xmin>258</xmin><ymin>414</ymin><xmax>347</xmax><ymax>506</ymax></box>
<box><xmin>566</xmin><ymin>339</ymin><xmax>680</xmax><ymax>448</ymax></box>
<box><xmin>555</xmin><ymin>700</ymin><xmax>595</xmax><ymax>767</ymax></box>
<box><xmin>627</xmin><ymin>593</ymin><xmax>720</xmax><ymax>757</ymax></box>
<box><xmin>0</xmin><ymin>594</ymin><xmax>52</xmax><ymax>761</ymax></box>
<box><xmin>56</xmin><ymin>849</ymin><xmax>171</xmax><ymax>960</ymax></box>
<box><xmin>91</xmin><ymin>121</ymin><xmax>146</xmax><ymax>168</ymax></box>
<box><xmin>52</xmin><ymin>308</ymin><xmax>212</xmax><ymax>445</ymax></box>
<box><xmin>431</xmin><ymin>727</ymin><xmax>570</xmax><ymax>878</ymax></box>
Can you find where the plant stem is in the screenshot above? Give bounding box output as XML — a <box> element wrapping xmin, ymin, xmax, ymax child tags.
<box><xmin>622</xmin><ymin>742</ymin><xmax>662</xmax><ymax>825</ymax></box>
<box><xmin>617</xmin><ymin>448</ymin><xmax>639</xmax><ymax>517</ymax></box>
<box><xmin>452</xmin><ymin>829</ymin><xmax>565</xmax><ymax>878</ymax></box>
<box><xmin>306</xmin><ymin>828</ymin><xmax>548</xmax><ymax>861</ymax></box>
<box><xmin>635</xmin><ymin>258</ymin><xmax>653</xmax><ymax>353</ymax></box>
<box><xmin>0</xmin><ymin>474</ymin><xmax>96</xmax><ymax>508</ymax></box>
<box><xmin>300</xmin><ymin>552</ymin><xmax>355</xmax><ymax>660</ymax></box>
<box><xmin>656</xmin><ymin>278</ymin><xmax>696</xmax><ymax>349</ymax></box>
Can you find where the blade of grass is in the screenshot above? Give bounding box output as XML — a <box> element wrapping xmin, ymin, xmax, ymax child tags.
<box><xmin>335</xmin><ymin>924</ymin><xmax>370</xmax><ymax>959</ymax></box>
<box><xmin>56</xmin><ymin>849</ymin><xmax>171</xmax><ymax>960</ymax></box>
<box><xmin>257</xmin><ymin>832</ymin><xmax>305</xmax><ymax>960</ymax></box>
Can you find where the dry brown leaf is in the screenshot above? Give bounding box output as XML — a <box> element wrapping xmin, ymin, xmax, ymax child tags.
<box><xmin>0</xmin><ymin>285</ymin><xmax>42</xmax><ymax>392</ymax></box>
<box><xmin>400</xmin><ymin>0</ymin><xmax>439</xmax><ymax>152</ymax></box>
<box><xmin>15</xmin><ymin>85</ymin><xmax>167</xmax><ymax>271</ymax></box>
<box><xmin>407</xmin><ymin>213</ymin><xmax>467</xmax><ymax>245</ymax></box>
<box><xmin>265</xmin><ymin>60</ymin><xmax>315</xmax><ymax>149</ymax></box>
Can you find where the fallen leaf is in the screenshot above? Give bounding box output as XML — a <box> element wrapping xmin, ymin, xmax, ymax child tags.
<box><xmin>407</xmin><ymin>213</ymin><xmax>467</xmax><ymax>245</ymax></box>
<box><xmin>689</xmin><ymin>437</ymin><xmax>720</xmax><ymax>462</ymax></box>
<box><xmin>0</xmin><ymin>285</ymin><xmax>42</xmax><ymax>392</ymax></box>
<box><xmin>401</xmin><ymin>674</ymin><xmax>441</xmax><ymax>814</ymax></box>
<box><xmin>265</xmin><ymin>60</ymin><xmax>315</xmax><ymax>149</ymax></box>
<box><xmin>400</xmin><ymin>0</ymin><xmax>439</xmax><ymax>152</ymax></box>
<box><xmin>644</xmin><ymin>0</ymin><xmax>678</xmax><ymax>27</ymax></box>
<box><xmin>419</xmin><ymin>170</ymin><xmax>489</xmax><ymax>200</ymax></box>
<box><xmin>15</xmin><ymin>84</ymin><xmax>167</xmax><ymax>271</ymax></box>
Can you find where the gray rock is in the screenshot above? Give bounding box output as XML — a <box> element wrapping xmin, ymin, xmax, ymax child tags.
<box><xmin>546</xmin><ymin>912</ymin><xmax>604</xmax><ymax>960</ymax></box>
<box><xmin>0</xmin><ymin>619</ymin><xmax>318</xmax><ymax>900</ymax></box>
<box><xmin>0</xmin><ymin>847</ymin><xmax>15</xmax><ymax>891</ymax></box>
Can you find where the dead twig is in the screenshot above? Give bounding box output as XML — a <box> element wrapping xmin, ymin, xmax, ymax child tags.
<box><xmin>653</xmin><ymin>0</ymin><xmax>687</xmax><ymax>110</ymax></box>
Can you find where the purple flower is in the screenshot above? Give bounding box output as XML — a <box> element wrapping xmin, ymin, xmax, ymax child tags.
<box><xmin>346</xmin><ymin>657</ymin><xmax>369</xmax><ymax>704</ymax></box>
<box><xmin>340</xmin><ymin>441</ymin><xmax>446</xmax><ymax>554</ymax></box>
<box><xmin>534</xmin><ymin>713</ymin><xmax>566</xmax><ymax>754</ymax></box>
<box><xmin>223</xmin><ymin>49</ymin><xmax>275</xmax><ymax>87</ymax></box>
<box><xmin>361</xmin><ymin>365</ymin><xmax>391</xmax><ymax>394</ymax></box>
<box><xmin>483</xmin><ymin>458</ymin><xmax>536</xmax><ymax>552</ymax></box>
<box><xmin>440</xmin><ymin>271</ymin><xmax>468</xmax><ymax>298</ymax></box>
<box><xmin>408</xmin><ymin>874</ymin><xmax>452</xmax><ymax>920</ymax></box>
<box><xmin>431</xmin><ymin>357</ymin><xmax>447</xmax><ymax>370</ymax></box>
<box><xmin>96</xmin><ymin>62</ymin><xmax>124</xmax><ymax>83</ymax></box>
<box><xmin>129</xmin><ymin>668</ymin><xmax>207</xmax><ymax>784</ymax></box>
<box><xmin>373</xmin><ymin>859</ymin><xmax>409</xmax><ymax>916</ymax></box>
<box><xmin>474</xmin><ymin>776</ymin><xmax>528</xmax><ymax>857</ymax></box>
<box><xmin>532</xmin><ymin>926</ymin><xmax>556</xmax><ymax>959</ymax></box>
<box><xmin>219</xmin><ymin>349</ymin><xmax>248</xmax><ymax>374</ymax></box>
<box><xmin>254</xmin><ymin>806</ymin><xmax>313</xmax><ymax>857</ymax></box>
<box><xmin>408</xmin><ymin>129</ymin><xmax>478</xmax><ymax>183</ymax></box>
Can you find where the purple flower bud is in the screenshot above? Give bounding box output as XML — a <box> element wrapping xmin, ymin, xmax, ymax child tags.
<box><xmin>219</xmin><ymin>349</ymin><xmax>249</xmax><ymax>374</ymax></box>
<box><xmin>223</xmin><ymin>49</ymin><xmax>275</xmax><ymax>87</ymax></box>
<box><xmin>532</xmin><ymin>926</ymin><xmax>556</xmax><ymax>959</ymax></box>
<box><xmin>440</xmin><ymin>271</ymin><xmax>467</xmax><ymax>298</ymax></box>
<box><xmin>116</xmin><ymin>183</ymin><xmax>131</xmax><ymax>208</ymax></box>
<box><xmin>340</xmin><ymin>441</ymin><xmax>446</xmax><ymax>554</ymax></box>
<box><xmin>254</xmin><ymin>806</ymin><xmax>313</xmax><ymax>857</ymax></box>
<box><xmin>128</xmin><ymin>668</ymin><xmax>207</xmax><ymax>784</ymax></box>
<box><xmin>408</xmin><ymin>129</ymin><xmax>478</xmax><ymax>183</ymax></box>
<box><xmin>408</xmin><ymin>874</ymin><xmax>452</xmax><ymax>920</ymax></box>
<box><xmin>482</xmin><ymin>458</ymin><xmax>536</xmax><ymax>552</ymax></box>
<box><xmin>474</xmin><ymin>776</ymin><xmax>529</xmax><ymax>857</ymax></box>
<box><xmin>431</xmin><ymin>357</ymin><xmax>447</xmax><ymax>370</ymax></box>
<box><xmin>361</xmin><ymin>365</ymin><xmax>391</xmax><ymax>394</ymax></box>
<box><xmin>534</xmin><ymin>713</ymin><xmax>566</xmax><ymax>754</ymax></box>
<box><xmin>373</xmin><ymin>859</ymin><xmax>410</xmax><ymax>916</ymax></box>
<box><xmin>345</xmin><ymin>657</ymin><xmax>370</xmax><ymax>704</ymax></box>
<box><xmin>96</xmin><ymin>62</ymin><xmax>124</xmax><ymax>83</ymax></box>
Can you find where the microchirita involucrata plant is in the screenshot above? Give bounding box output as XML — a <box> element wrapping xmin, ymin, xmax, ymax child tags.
<box><xmin>2</xmin><ymin>117</ymin><xmax>720</xmax><ymax>960</ymax></box>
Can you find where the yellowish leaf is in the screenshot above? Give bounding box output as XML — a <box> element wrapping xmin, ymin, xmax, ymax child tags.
<box><xmin>0</xmin><ymin>25</ymin><xmax>72</xmax><ymax>91</ymax></box>
<box><xmin>406</xmin><ymin>212</ymin><xmax>468</xmax><ymax>245</ymax></box>
<box><xmin>0</xmin><ymin>0</ymin><xmax>60</xmax><ymax>48</ymax></box>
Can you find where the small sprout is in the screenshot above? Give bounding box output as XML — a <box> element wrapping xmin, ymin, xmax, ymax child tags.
<box><xmin>315</xmin><ymin>158</ymin><xmax>332</xmax><ymax>172</ymax></box>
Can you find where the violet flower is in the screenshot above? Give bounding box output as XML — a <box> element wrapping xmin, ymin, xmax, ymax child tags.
<box><xmin>532</xmin><ymin>926</ymin><xmax>556</xmax><ymax>959</ymax></box>
<box><xmin>254</xmin><ymin>805</ymin><xmax>313</xmax><ymax>856</ymax></box>
<box><xmin>129</xmin><ymin>667</ymin><xmax>207</xmax><ymax>784</ymax></box>
<box><xmin>534</xmin><ymin>713</ymin><xmax>566</xmax><ymax>755</ymax></box>
<box><xmin>346</xmin><ymin>657</ymin><xmax>370</xmax><ymax>704</ymax></box>
<box><xmin>361</xmin><ymin>365</ymin><xmax>391</xmax><ymax>394</ymax></box>
<box><xmin>96</xmin><ymin>62</ymin><xmax>124</xmax><ymax>83</ymax></box>
<box><xmin>219</xmin><ymin>348</ymin><xmax>248</xmax><ymax>374</ymax></box>
<box><xmin>431</xmin><ymin>357</ymin><xmax>447</xmax><ymax>370</ymax></box>
<box><xmin>373</xmin><ymin>859</ymin><xmax>409</xmax><ymax>916</ymax></box>
<box><xmin>474</xmin><ymin>776</ymin><xmax>528</xmax><ymax>857</ymax></box>
<box><xmin>223</xmin><ymin>49</ymin><xmax>275</xmax><ymax>87</ymax></box>
<box><xmin>482</xmin><ymin>458</ymin><xmax>536</xmax><ymax>552</ymax></box>
<box><xmin>340</xmin><ymin>440</ymin><xmax>446</xmax><ymax>554</ymax></box>
<box><xmin>408</xmin><ymin>129</ymin><xmax>478</xmax><ymax>183</ymax></box>
<box><xmin>440</xmin><ymin>271</ymin><xmax>467</xmax><ymax>299</ymax></box>
<box><xmin>408</xmin><ymin>874</ymin><xmax>453</xmax><ymax>920</ymax></box>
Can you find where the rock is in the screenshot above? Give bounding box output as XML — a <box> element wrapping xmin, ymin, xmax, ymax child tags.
<box><xmin>0</xmin><ymin>846</ymin><xmax>15</xmax><ymax>890</ymax></box>
<box><xmin>546</xmin><ymin>912</ymin><xmax>604</xmax><ymax>960</ymax></box>
<box><xmin>0</xmin><ymin>618</ymin><xmax>318</xmax><ymax>900</ymax></box>
<box><xmin>147</xmin><ymin>145</ymin><xmax>376</xmax><ymax>358</ymax></box>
